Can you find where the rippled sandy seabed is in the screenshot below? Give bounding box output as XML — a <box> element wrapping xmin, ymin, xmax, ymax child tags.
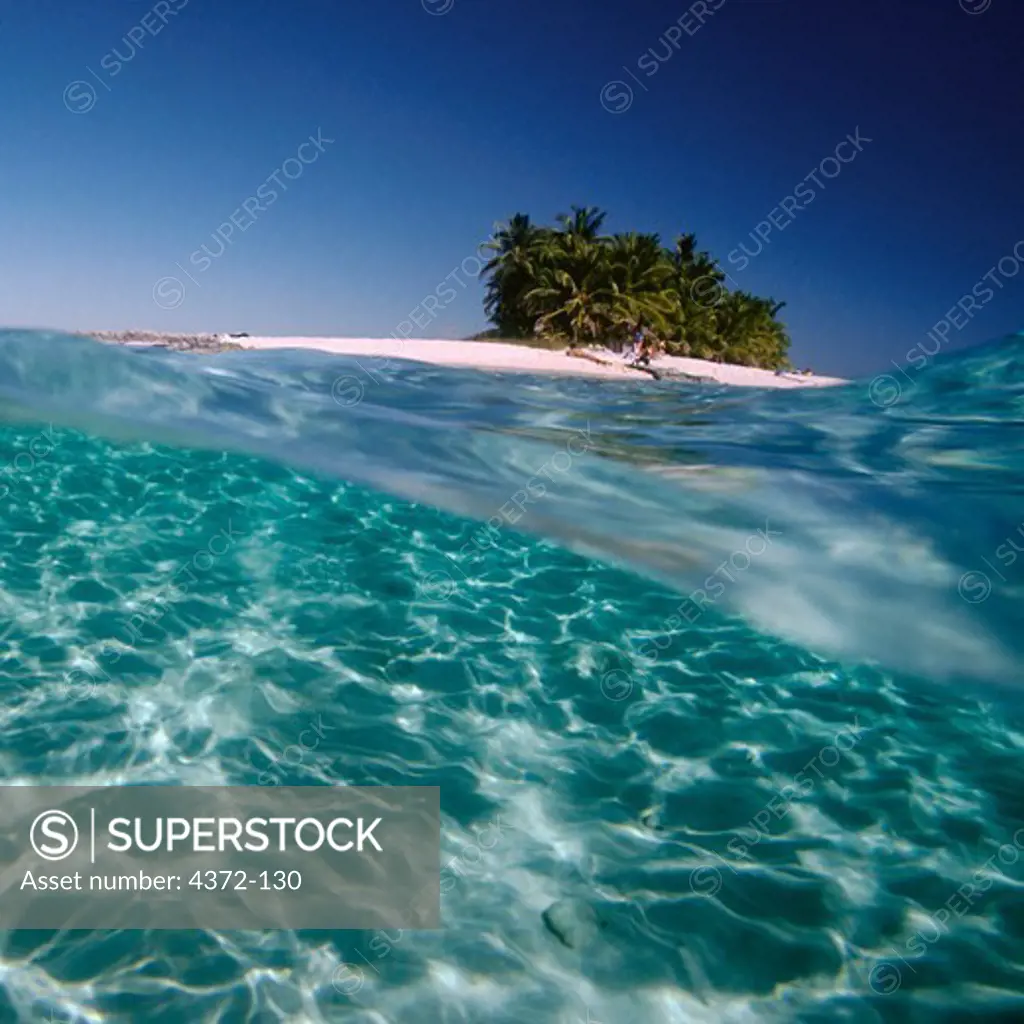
<box><xmin>1</xmin><ymin>331</ymin><xmax>1023</xmax><ymax>1023</ymax></box>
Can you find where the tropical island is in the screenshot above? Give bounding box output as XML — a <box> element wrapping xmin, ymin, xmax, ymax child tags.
<box><xmin>89</xmin><ymin>206</ymin><xmax>842</xmax><ymax>388</ymax></box>
<box><xmin>475</xmin><ymin>206</ymin><xmax>792</xmax><ymax>370</ymax></box>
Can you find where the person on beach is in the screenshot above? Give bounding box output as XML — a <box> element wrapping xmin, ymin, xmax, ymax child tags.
<box><xmin>626</xmin><ymin>326</ymin><xmax>642</xmax><ymax>362</ymax></box>
<box><xmin>635</xmin><ymin>330</ymin><xmax>655</xmax><ymax>369</ymax></box>
<box><xmin>627</xmin><ymin>325</ymin><xmax>651</xmax><ymax>366</ymax></box>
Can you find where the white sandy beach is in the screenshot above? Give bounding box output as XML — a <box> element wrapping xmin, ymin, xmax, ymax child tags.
<box><xmin>236</xmin><ymin>336</ymin><xmax>847</xmax><ymax>388</ymax></box>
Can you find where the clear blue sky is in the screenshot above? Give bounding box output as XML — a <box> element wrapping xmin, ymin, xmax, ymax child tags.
<box><xmin>1</xmin><ymin>0</ymin><xmax>1021</xmax><ymax>377</ymax></box>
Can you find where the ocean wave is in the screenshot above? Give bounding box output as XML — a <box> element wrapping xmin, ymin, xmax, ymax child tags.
<box><xmin>2</xmin><ymin>328</ymin><xmax>1021</xmax><ymax>689</ymax></box>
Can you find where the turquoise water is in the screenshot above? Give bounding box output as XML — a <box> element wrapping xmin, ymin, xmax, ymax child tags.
<box><xmin>1</xmin><ymin>329</ymin><xmax>1023</xmax><ymax>1022</ymax></box>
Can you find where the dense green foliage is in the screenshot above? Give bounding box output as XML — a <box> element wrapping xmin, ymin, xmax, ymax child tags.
<box><xmin>480</xmin><ymin>206</ymin><xmax>792</xmax><ymax>369</ymax></box>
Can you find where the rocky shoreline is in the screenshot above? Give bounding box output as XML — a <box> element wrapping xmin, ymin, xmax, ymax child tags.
<box><xmin>85</xmin><ymin>330</ymin><xmax>246</xmax><ymax>353</ymax></box>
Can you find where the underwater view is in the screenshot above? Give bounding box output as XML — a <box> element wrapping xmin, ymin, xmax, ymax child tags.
<box><xmin>1</xmin><ymin>329</ymin><xmax>1023</xmax><ymax>1023</ymax></box>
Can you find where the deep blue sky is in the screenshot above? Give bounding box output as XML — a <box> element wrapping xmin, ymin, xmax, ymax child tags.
<box><xmin>1</xmin><ymin>0</ymin><xmax>1021</xmax><ymax>377</ymax></box>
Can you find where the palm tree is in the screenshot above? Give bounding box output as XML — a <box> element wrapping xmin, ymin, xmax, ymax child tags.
<box><xmin>661</xmin><ymin>233</ymin><xmax>727</xmax><ymax>358</ymax></box>
<box><xmin>554</xmin><ymin>205</ymin><xmax>608</xmax><ymax>246</ymax></box>
<box><xmin>477</xmin><ymin>209</ymin><xmax>793</xmax><ymax>369</ymax></box>
<box><xmin>520</xmin><ymin>208</ymin><xmax>615</xmax><ymax>344</ymax></box>
<box><xmin>481</xmin><ymin>214</ymin><xmax>547</xmax><ymax>337</ymax></box>
<box><xmin>714</xmin><ymin>292</ymin><xmax>791</xmax><ymax>368</ymax></box>
<box><xmin>605</xmin><ymin>233</ymin><xmax>677</xmax><ymax>347</ymax></box>
<box><xmin>526</xmin><ymin>239</ymin><xmax>616</xmax><ymax>345</ymax></box>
